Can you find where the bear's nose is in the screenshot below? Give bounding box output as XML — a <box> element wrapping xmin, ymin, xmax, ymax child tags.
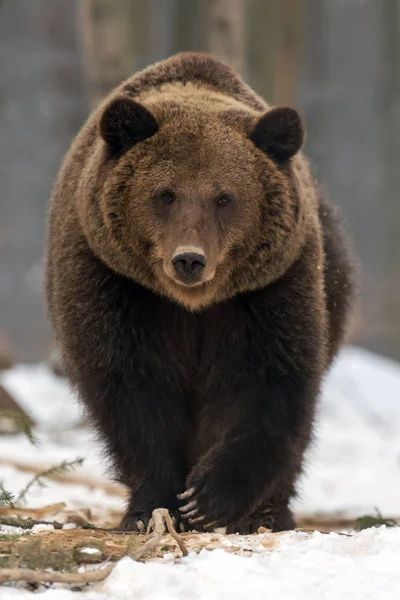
<box><xmin>172</xmin><ymin>252</ymin><xmax>206</xmax><ymax>280</ymax></box>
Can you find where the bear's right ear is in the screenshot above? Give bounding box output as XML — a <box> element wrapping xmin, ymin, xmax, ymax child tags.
<box><xmin>99</xmin><ymin>97</ymin><xmax>158</xmax><ymax>155</ymax></box>
<box><xmin>250</xmin><ymin>107</ymin><xmax>304</xmax><ymax>162</ymax></box>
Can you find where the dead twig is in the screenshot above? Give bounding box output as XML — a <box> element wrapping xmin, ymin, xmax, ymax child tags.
<box><xmin>0</xmin><ymin>564</ymin><xmax>114</xmax><ymax>585</ymax></box>
<box><xmin>0</xmin><ymin>516</ymin><xmax>59</xmax><ymax>529</ymax></box>
<box><xmin>296</xmin><ymin>528</ymin><xmax>353</xmax><ymax>537</ymax></box>
<box><xmin>0</xmin><ymin>405</ymin><xmax>36</xmax><ymax>444</ymax></box>
<box><xmin>131</xmin><ymin>508</ymin><xmax>188</xmax><ymax>560</ymax></box>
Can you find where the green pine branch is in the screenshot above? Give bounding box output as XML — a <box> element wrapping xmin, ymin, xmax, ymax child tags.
<box><xmin>15</xmin><ymin>458</ymin><xmax>84</xmax><ymax>506</ymax></box>
<box><xmin>356</xmin><ymin>508</ymin><xmax>398</xmax><ymax>530</ymax></box>
<box><xmin>0</xmin><ymin>488</ymin><xmax>14</xmax><ymax>506</ymax></box>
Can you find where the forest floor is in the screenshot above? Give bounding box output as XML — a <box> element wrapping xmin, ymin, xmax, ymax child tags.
<box><xmin>0</xmin><ymin>346</ymin><xmax>399</xmax><ymax>599</ymax></box>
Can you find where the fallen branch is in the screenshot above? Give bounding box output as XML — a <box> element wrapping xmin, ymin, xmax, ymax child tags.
<box><xmin>0</xmin><ymin>514</ymin><xmax>96</xmax><ymax>530</ymax></box>
<box><xmin>0</xmin><ymin>516</ymin><xmax>59</xmax><ymax>529</ymax></box>
<box><xmin>0</xmin><ymin>564</ymin><xmax>114</xmax><ymax>585</ymax></box>
<box><xmin>132</xmin><ymin>508</ymin><xmax>188</xmax><ymax>560</ymax></box>
<box><xmin>0</xmin><ymin>459</ymin><xmax>126</xmax><ymax>498</ymax></box>
<box><xmin>0</xmin><ymin>502</ymin><xmax>65</xmax><ymax>518</ymax></box>
<box><xmin>0</xmin><ymin>509</ymin><xmax>187</xmax><ymax>584</ymax></box>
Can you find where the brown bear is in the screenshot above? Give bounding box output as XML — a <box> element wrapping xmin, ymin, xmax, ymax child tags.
<box><xmin>46</xmin><ymin>52</ymin><xmax>354</xmax><ymax>533</ymax></box>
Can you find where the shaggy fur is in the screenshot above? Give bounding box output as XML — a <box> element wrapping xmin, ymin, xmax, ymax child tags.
<box><xmin>46</xmin><ymin>52</ymin><xmax>354</xmax><ymax>533</ymax></box>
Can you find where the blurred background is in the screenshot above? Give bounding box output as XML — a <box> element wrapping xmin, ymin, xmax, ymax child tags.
<box><xmin>0</xmin><ymin>0</ymin><xmax>399</xmax><ymax>363</ymax></box>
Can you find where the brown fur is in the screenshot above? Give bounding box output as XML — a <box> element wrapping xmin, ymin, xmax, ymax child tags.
<box><xmin>46</xmin><ymin>53</ymin><xmax>354</xmax><ymax>533</ymax></box>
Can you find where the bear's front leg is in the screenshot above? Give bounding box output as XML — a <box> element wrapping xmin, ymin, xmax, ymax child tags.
<box><xmin>121</xmin><ymin>490</ymin><xmax>185</xmax><ymax>533</ymax></box>
<box><xmin>120</xmin><ymin>471</ymin><xmax>187</xmax><ymax>532</ymax></box>
<box><xmin>179</xmin><ymin>376</ymin><xmax>317</xmax><ymax>529</ymax></box>
<box><xmin>73</xmin><ymin>368</ymin><xmax>189</xmax><ymax>532</ymax></box>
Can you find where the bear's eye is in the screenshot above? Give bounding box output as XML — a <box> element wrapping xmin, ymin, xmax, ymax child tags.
<box><xmin>158</xmin><ymin>190</ymin><xmax>175</xmax><ymax>205</ymax></box>
<box><xmin>216</xmin><ymin>193</ymin><xmax>232</xmax><ymax>207</ymax></box>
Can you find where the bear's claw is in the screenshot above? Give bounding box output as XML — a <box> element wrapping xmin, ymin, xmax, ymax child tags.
<box><xmin>179</xmin><ymin>498</ymin><xmax>202</xmax><ymax>521</ymax></box>
<box><xmin>179</xmin><ymin>500</ymin><xmax>197</xmax><ymax>513</ymax></box>
<box><xmin>188</xmin><ymin>514</ymin><xmax>206</xmax><ymax>524</ymax></box>
<box><xmin>177</xmin><ymin>488</ymin><xmax>196</xmax><ymax>500</ymax></box>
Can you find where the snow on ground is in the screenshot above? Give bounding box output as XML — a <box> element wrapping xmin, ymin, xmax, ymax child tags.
<box><xmin>294</xmin><ymin>345</ymin><xmax>400</xmax><ymax>517</ymax></box>
<box><xmin>0</xmin><ymin>345</ymin><xmax>399</xmax><ymax>598</ymax></box>
<box><xmin>2</xmin><ymin>527</ymin><xmax>400</xmax><ymax>600</ymax></box>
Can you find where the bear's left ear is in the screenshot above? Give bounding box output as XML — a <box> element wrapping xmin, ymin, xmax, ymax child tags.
<box><xmin>99</xmin><ymin>97</ymin><xmax>159</xmax><ymax>155</ymax></box>
<box><xmin>250</xmin><ymin>107</ymin><xmax>305</xmax><ymax>162</ymax></box>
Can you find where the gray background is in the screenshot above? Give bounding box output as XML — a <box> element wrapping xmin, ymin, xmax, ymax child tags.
<box><xmin>0</xmin><ymin>0</ymin><xmax>399</xmax><ymax>361</ymax></box>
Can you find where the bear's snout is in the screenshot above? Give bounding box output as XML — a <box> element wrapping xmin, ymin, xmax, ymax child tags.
<box><xmin>172</xmin><ymin>251</ymin><xmax>206</xmax><ymax>283</ymax></box>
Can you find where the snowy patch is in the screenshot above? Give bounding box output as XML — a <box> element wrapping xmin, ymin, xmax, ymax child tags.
<box><xmin>294</xmin><ymin>346</ymin><xmax>400</xmax><ymax>517</ymax></box>
<box><xmin>1</xmin><ymin>528</ymin><xmax>399</xmax><ymax>600</ymax></box>
<box><xmin>31</xmin><ymin>523</ymin><xmax>54</xmax><ymax>533</ymax></box>
<box><xmin>79</xmin><ymin>547</ymin><xmax>101</xmax><ymax>555</ymax></box>
<box><xmin>0</xmin><ymin>363</ymin><xmax>82</xmax><ymax>429</ymax></box>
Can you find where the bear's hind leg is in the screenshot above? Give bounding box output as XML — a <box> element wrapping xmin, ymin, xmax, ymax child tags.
<box><xmin>228</xmin><ymin>500</ymin><xmax>295</xmax><ymax>534</ymax></box>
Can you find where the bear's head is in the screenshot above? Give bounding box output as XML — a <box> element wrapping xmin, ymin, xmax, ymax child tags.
<box><xmin>79</xmin><ymin>87</ymin><xmax>311</xmax><ymax>311</ymax></box>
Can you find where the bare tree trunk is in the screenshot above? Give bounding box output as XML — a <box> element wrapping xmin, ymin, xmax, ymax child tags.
<box><xmin>246</xmin><ymin>0</ymin><xmax>302</xmax><ymax>106</ymax></box>
<box><xmin>172</xmin><ymin>0</ymin><xmax>203</xmax><ymax>55</ymax></box>
<box><xmin>146</xmin><ymin>0</ymin><xmax>176</xmax><ymax>64</ymax></box>
<box><xmin>380</xmin><ymin>0</ymin><xmax>400</xmax><ymax>358</ymax></box>
<box><xmin>78</xmin><ymin>0</ymin><xmax>137</xmax><ymax>107</ymax></box>
<box><xmin>245</xmin><ymin>0</ymin><xmax>279</xmax><ymax>102</ymax></box>
<box><xmin>205</xmin><ymin>0</ymin><xmax>245</xmax><ymax>73</ymax></box>
<box><xmin>273</xmin><ymin>0</ymin><xmax>302</xmax><ymax>106</ymax></box>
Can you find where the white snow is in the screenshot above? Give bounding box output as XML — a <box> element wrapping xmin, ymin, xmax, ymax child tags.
<box><xmin>79</xmin><ymin>548</ymin><xmax>102</xmax><ymax>555</ymax></box>
<box><xmin>30</xmin><ymin>523</ymin><xmax>55</xmax><ymax>533</ymax></box>
<box><xmin>98</xmin><ymin>528</ymin><xmax>400</xmax><ymax>600</ymax></box>
<box><xmin>0</xmin><ymin>363</ymin><xmax>82</xmax><ymax>429</ymax></box>
<box><xmin>0</xmin><ymin>345</ymin><xmax>399</xmax><ymax>598</ymax></box>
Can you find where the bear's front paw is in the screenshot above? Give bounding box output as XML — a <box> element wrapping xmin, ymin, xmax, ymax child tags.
<box><xmin>178</xmin><ymin>456</ymin><xmax>256</xmax><ymax>529</ymax></box>
<box><xmin>119</xmin><ymin>509</ymin><xmax>186</xmax><ymax>533</ymax></box>
<box><xmin>119</xmin><ymin>511</ymin><xmax>152</xmax><ymax>532</ymax></box>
